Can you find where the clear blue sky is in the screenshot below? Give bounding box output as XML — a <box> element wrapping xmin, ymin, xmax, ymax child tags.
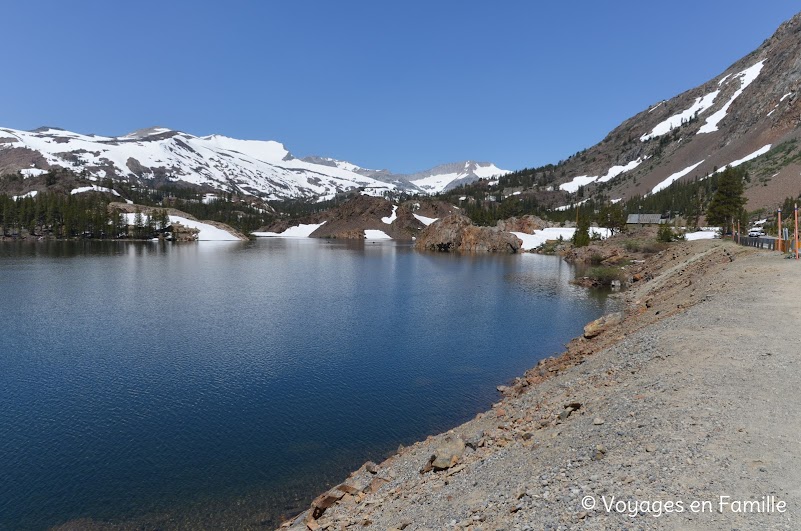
<box><xmin>2</xmin><ymin>1</ymin><xmax>798</xmax><ymax>174</ymax></box>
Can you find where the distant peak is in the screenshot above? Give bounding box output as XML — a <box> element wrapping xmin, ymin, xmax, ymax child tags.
<box><xmin>123</xmin><ymin>126</ymin><xmax>175</xmax><ymax>139</ymax></box>
<box><xmin>31</xmin><ymin>126</ymin><xmax>66</xmax><ymax>133</ymax></box>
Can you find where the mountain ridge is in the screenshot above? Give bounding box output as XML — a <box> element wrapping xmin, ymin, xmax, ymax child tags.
<box><xmin>0</xmin><ymin>126</ymin><xmax>509</xmax><ymax>201</ymax></box>
<box><xmin>542</xmin><ymin>10</ymin><xmax>801</xmax><ymax>211</ymax></box>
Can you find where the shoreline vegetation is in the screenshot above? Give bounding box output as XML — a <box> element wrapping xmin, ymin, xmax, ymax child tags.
<box><xmin>0</xmin><ymin>200</ymin><xmax>247</xmax><ymax>242</ymax></box>
<box><xmin>279</xmin><ymin>238</ymin><xmax>800</xmax><ymax>530</ymax></box>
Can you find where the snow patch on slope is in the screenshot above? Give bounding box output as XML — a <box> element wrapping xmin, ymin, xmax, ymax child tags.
<box><xmin>651</xmin><ymin>160</ymin><xmax>705</xmax><ymax>194</ymax></box>
<box><xmin>713</xmin><ymin>145</ymin><xmax>771</xmax><ymax>174</ymax></box>
<box><xmin>20</xmin><ymin>168</ymin><xmax>48</xmax><ymax>177</ymax></box>
<box><xmin>698</xmin><ymin>61</ymin><xmax>765</xmax><ymax>134</ymax></box>
<box><xmin>381</xmin><ymin>205</ymin><xmax>398</xmax><ymax>224</ymax></box>
<box><xmin>413</xmin><ymin>214</ymin><xmax>438</xmax><ymax>226</ymax></box>
<box><xmin>12</xmin><ymin>191</ymin><xmax>38</xmax><ymax>200</ymax></box>
<box><xmin>554</xmin><ymin>198</ymin><xmax>590</xmax><ymax>211</ymax></box>
<box><xmin>559</xmin><ymin>176</ymin><xmax>597</xmax><ymax>194</ymax></box>
<box><xmin>560</xmin><ymin>158</ymin><xmax>644</xmax><ymax>193</ymax></box>
<box><xmin>71</xmin><ymin>185</ymin><xmax>121</xmax><ymax>197</ymax></box>
<box><xmin>640</xmin><ymin>91</ymin><xmax>719</xmax><ymax>141</ymax></box>
<box><xmin>597</xmin><ymin>158</ymin><xmax>645</xmax><ymax>183</ymax></box>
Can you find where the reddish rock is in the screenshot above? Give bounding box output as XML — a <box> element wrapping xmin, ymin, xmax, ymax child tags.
<box><xmin>414</xmin><ymin>214</ymin><xmax>522</xmax><ymax>253</ymax></box>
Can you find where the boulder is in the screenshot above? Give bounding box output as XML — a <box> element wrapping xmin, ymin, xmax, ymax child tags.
<box><xmin>430</xmin><ymin>435</ymin><xmax>466</xmax><ymax>470</ymax></box>
<box><xmin>310</xmin><ymin>488</ymin><xmax>345</xmax><ymax>518</ymax></box>
<box><xmin>583</xmin><ymin>312</ymin><xmax>625</xmax><ymax>338</ymax></box>
<box><xmin>414</xmin><ymin>214</ymin><xmax>522</xmax><ymax>253</ymax></box>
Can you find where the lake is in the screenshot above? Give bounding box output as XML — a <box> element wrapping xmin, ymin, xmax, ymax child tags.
<box><xmin>0</xmin><ymin>238</ymin><xmax>615</xmax><ymax>530</ymax></box>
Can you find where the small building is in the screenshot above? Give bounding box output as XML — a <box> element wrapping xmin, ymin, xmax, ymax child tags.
<box><xmin>626</xmin><ymin>213</ymin><xmax>665</xmax><ymax>225</ymax></box>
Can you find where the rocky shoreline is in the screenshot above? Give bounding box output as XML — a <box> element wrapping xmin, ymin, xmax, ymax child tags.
<box><xmin>282</xmin><ymin>239</ymin><xmax>801</xmax><ymax>530</ymax></box>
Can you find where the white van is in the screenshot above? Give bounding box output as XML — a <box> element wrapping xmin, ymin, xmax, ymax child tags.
<box><xmin>748</xmin><ymin>228</ymin><xmax>765</xmax><ymax>237</ymax></box>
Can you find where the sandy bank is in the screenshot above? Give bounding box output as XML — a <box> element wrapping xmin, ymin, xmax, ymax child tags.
<box><xmin>283</xmin><ymin>240</ymin><xmax>801</xmax><ymax>530</ymax></box>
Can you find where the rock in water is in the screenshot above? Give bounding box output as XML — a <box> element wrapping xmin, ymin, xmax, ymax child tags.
<box><xmin>414</xmin><ymin>214</ymin><xmax>522</xmax><ymax>253</ymax></box>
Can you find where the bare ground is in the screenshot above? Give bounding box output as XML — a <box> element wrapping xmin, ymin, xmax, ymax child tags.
<box><xmin>285</xmin><ymin>240</ymin><xmax>801</xmax><ymax>530</ymax></box>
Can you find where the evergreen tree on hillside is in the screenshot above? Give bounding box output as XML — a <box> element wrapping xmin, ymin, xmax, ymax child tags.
<box><xmin>133</xmin><ymin>208</ymin><xmax>144</xmax><ymax>239</ymax></box>
<box><xmin>705</xmin><ymin>167</ymin><xmax>747</xmax><ymax>234</ymax></box>
<box><xmin>686</xmin><ymin>190</ymin><xmax>703</xmax><ymax>229</ymax></box>
<box><xmin>572</xmin><ymin>215</ymin><xmax>591</xmax><ymax>247</ymax></box>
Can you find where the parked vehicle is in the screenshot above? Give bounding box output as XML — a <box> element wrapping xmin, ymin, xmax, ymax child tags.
<box><xmin>748</xmin><ymin>228</ymin><xmax>766</xmax><ymax>237</ymax></box>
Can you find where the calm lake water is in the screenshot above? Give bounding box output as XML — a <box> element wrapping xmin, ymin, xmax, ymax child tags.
<box><xmin>0</xmin><ymin>239</ymin><xmax>615</xmax><ymax>530</ymax></box>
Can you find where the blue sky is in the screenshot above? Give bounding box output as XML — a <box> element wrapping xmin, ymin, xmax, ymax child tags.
<box><xmin>2</xmin><ymin>1</ymin><xmax>798</xmax><ymax>174</ymax></box>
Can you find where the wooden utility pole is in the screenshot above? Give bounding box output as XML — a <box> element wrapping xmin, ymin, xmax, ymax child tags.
<box><xmin>795</xmin><ymin>203</ymin><xmax>798</xmax><ymax>260</ymax></box>
<box><xmin>778</xmin><ymin>208</ymin><xmax>783</xmax><ymax>252</ymax></box>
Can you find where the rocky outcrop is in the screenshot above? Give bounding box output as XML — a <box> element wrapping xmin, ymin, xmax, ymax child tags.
<box><xmin>405</xmin><ymin>199</ymin><xmax>460</xmax><ymax>220</ymax></box>
<box><xmin>309</xmin><ymin>195</ymin><xmax>414</xmax><ymax>239</ymax></box>
<box><xmin>495</xmin><ymin>215</ymin><xmax>548</xmax><ymax>234</ymax></box>
<box><xmin>258</xmin><ymin>196</ymin><xmax>460</xmax><ymax>240</ymax></box>
<box><xmin>414</xmin><ymin>214</ymin><xmax>522</xmax><ymax>253</ymax></box>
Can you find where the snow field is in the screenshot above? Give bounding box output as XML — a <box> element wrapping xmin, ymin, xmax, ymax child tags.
<box><xmin>512</xmin><ymin>227</ymin><xmax>611</xmax><ymax>251</ymax></box>
<box><xmin>364</xmin><ymin>230</ymin><xmax>392</xmax><ymax>240</ymax></box>
<box><xmin>252</xmin><ymin>222</ymin><xmax>326</xmax><ymax>238</ymax></box>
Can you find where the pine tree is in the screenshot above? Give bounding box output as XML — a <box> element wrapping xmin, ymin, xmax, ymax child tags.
<box><xmin>705</xmin><ymin>167</ymin><xmax>747</xmax><ymax>234</ymax></box>
<box><xmin>157</xmin><ymin>209</ymin><xmax>170</xmax><ymax>231</ymax></box>
<box><xmin>133</xmin><ymin>208</ymin><xmax>144</xmax><ymax>239</ymax></box>
<box><xmin>572</xmin><ymin>215</ymin><xmax>591</xmax><ymax>247</ymax></box>
<box><xmin>144</xmin><ymin>213</ymin><xmax>155</xmax><ymax>237</ymax></box>
<box><xmin>686</xmin><ymin>190</ymin><xmax>702</xmax><ymax>229</ymax></box>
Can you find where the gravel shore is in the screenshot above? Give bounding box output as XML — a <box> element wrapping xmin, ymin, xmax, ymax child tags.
<box><xmin>285</xmin><ymin>240</ymin><xmax>801</xmax><ymax>530</ymax></box>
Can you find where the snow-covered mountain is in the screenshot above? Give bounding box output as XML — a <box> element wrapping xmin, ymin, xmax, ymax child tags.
<box><xmin>403</xmin><ymin>161</ymin><xmax>509</xmax><ymax>194</ymax></box>
<box><xmin>0</xmin><ymin>126</ymin><xmax>507</xmax><ymax>201</ymax></box>
<box><xmin>302</xmin><ymin>156</ymin><xmax>509</xmax><ymax>194</ymax></box>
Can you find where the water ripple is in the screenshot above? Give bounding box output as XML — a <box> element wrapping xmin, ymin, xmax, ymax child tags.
<box><xmin>0</xmin><ymin>239</ymin><xmax>616</xmax><ymax>530</ymax></box>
